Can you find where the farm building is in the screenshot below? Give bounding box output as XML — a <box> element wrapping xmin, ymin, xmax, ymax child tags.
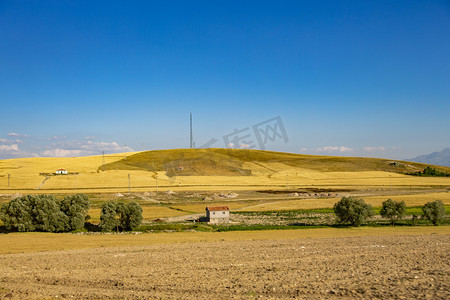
<box><xmin>55</xmin><ymin>168</ymin><xmax>68</xmax><ymax>175</ymax></box>
<box><xmin>205</xmin><ymin>206</ymin><xmax>230</xmax><ymax>223</ymax></box>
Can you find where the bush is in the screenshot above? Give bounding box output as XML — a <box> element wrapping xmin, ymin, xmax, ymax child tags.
<box><xmin>380</xmin><ymin>199</ymin><xmax>406</xmax><ymax>225</ymax></box>
<box><xmin>100</xmin><ymin>201</ymin><xmax>143</xmax><ymax>232</ymax></box>
<box><xmin>333</xmin><ymin>197</ymin><xmax>374</xmax><ymax>226</ymax></box>
<box><xmin>422</xmin><ymin>200</ymin><xmax>446</xmax><ymax>225</ymax></box>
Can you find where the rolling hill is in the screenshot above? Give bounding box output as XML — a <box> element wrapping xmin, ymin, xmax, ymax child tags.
<box><xmin>100</xmin><ymin>148</ymin><xmax>447</xmax><ymax>176</ymax></box>
<box><xmin>1</xmin><ymin>148</ymin><xmax>449</xmax><ymax>193</ymax></box>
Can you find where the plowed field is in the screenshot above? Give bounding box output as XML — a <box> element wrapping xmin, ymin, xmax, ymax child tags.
<box><xmin>0</xmin><ymin>233</ymin><xmax>449</xmax><ymax>299</ymax></box>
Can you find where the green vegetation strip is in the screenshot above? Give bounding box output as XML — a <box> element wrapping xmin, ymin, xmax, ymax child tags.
<box><xmin>233</xmin><ymin>206</ymin><xmax>450</xmax><ymax>215</ymax></box>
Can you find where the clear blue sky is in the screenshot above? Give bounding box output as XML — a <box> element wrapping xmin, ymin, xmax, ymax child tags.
<box><xmin>1</xmin><ymin>0</ymin><xmax>449</xmax><ymax>160</ymax></box>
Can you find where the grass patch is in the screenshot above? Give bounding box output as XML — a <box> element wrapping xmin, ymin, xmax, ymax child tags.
<box><xmin>233</xmin><ymin>208</ymin><xmax>335</xmax><ymax>216</ymax></box>
<box><xmin>136</xmin><ymin>223</ymin><xmax>332</xmax><ymax>233</ymax></box>
<box><xmin>211</xmin><ymin>224</ymin><xmax>329</xmax><ymax>232</ymax></box>
<box><xmin>137</xmin><ymin>223</ymin><xmax>215</xmax><ymax>233</ymax></box>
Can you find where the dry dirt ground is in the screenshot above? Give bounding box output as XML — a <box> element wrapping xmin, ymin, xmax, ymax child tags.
<box><xmin>0</xmin><ymin>234</ymin><xmax>449</xmax><ymax>299</ymax></box>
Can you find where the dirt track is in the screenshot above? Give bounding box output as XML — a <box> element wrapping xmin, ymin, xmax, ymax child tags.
<box><xmin>0</xmin><ymin>234</ymin><xmax>449</xmax><ymax>299</ymax></box>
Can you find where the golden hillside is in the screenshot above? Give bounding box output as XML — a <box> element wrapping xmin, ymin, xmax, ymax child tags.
<box><xmin>101</xmin><ymin>148</ymin><xmax>450</xmax><ymax>175</ymax></box>
<box><xmin>0</xmin><ymin>148</ymin><xmax>449</xmax><ymax>193</ymax></box>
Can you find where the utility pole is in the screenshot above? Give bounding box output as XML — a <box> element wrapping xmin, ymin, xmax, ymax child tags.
<box><xmin>128</xmin><ymin>173</ymin><xmax>131</xmax><ymax>193</ymax></box>
<box><xmin>190</xmin><ymin>112</ymin><xmax>193</xmax><ymax>149</ymax></box>
<box><xmin>8</xmin><ymin>173</ymin><xmax>10</xmax><ymax>187</ymax></box>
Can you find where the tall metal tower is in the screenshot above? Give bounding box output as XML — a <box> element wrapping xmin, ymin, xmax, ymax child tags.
<box><xmin>190</xmin><ymin>112</ymin><xmax>193</xmax><ymax>149</ymax></box>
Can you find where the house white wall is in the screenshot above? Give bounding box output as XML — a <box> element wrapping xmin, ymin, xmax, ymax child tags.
<box><xmin>206</xmin><ymin>209</ymin><xmax>230</xmax><ymax>223</ymax></box>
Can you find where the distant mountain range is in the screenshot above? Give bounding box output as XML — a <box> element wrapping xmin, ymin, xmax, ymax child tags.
<box><xmin>405</xmin><ymin>148</ymin><xmax>450</xmax><ymax>167</ymax></box>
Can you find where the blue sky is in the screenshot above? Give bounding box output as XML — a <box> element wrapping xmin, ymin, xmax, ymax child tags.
<box><xmin>0</xmin><ymin>0</ymin><xmax>449</xmax><ymax>160</ymax></box>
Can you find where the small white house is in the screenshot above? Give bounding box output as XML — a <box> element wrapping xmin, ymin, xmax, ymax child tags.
<box><xmin>206</xmin><ymin>206</ymin><xmax>230</xmax><ymax>224</ymax></box>
<box><xmin>55</xmin><ymin>168</ymin><xmax>68</xmax><ymax>175</ymax></box>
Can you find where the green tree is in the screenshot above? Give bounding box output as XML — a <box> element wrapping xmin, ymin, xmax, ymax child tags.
<box><xmin>118</xmin><ymin>201</ymin><xmax>143</xmax><ymax>231</ymax></box>
<box><xmin>422</xmin><ymin>200</ymin><xmax>446</xmax><ymax>225</ymax></box>
<box><xmin>380</xmin><ymin>199</ymin><xmax>406</xmax><ymax>225</ymax></box>
<box><xmin>99</xmin><ymin>201</ymin><xmax>143</xmax><ymax>232</ymax></box>
<box><xmin>0</xmin><ymin>195</ymin><xmax>67</xmax><ymax>232</ymax></box>
<box><xmin>99</xmin><ymin>201</ymin><xmax>120</xmax><ymax>232</ymax></box>
<box><xmin>0</xmin><ymin>195</ymin><xmax>35</xmax><ymax>231</ymax></box>
<box><xmin>60</xmin><ymin>194</ymin><xmax>91</xmax><ymax>231</ymax></box>
<box><xmin>333</xmin><ymin>197</ymin><xmax>374</xmax><ymax>226</ymax></box>
<box><xmin>31</xmin><ymin>194</ymin><xmax>67</xmax><ymax>232</ymax></box>
<box><xmin>423</xmin><ymin>166</ymin><xmax>437</xmax><ymax>176</ymax></box>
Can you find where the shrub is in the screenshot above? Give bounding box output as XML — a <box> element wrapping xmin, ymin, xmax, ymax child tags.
<box><xmin>333</xmin><ymin>197</ymin><xmax>374</xmax><ymax>226</ymax></box>
<box><xmin>380</xmin><ymin>199</ymin><xmax>406</xmax><ymax>225</ymax></box>
<box><xmin>422</xmin><ymin>200</ymin><xmax>446</xmax><ymax>225</ymax></box>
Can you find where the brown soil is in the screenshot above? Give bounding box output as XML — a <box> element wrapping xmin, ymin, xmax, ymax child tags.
<box><xmin>0</xmin><ymin>234</ymin><xmax>449</xmax><ymax>299</ymax></box>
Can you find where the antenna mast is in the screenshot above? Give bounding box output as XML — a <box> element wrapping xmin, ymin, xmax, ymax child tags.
<box><xmin>190</xmin><ymin>112</ymin><xmax>193</xmax><ymax>148</ymax></box>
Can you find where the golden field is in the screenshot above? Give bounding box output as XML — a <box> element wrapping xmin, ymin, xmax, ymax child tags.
<box><xmin>0</xmin><ymin>226</ymin><xmax>448</xmax><ymax>255</ymax></box>
<box><xmin>0</xmin><ymin>148</ymin><xmax>449</xmax><ymax>193</ymax></box>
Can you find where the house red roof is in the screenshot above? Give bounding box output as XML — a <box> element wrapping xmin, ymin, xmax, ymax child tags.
<box><xmin>206</xmin><ymin>206</ymin><xmax>230</xmax><ymax>211</ymax></box>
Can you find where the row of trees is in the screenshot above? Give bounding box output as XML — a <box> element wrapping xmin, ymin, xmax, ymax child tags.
<box><xmin>409</xmin><ymin>167</ymin><xmax>450</xmax><ymax>177</ymax></box>
<box><xmin>0</xmin><ymin>194</ymin><xmax>143</xmax><ymax>232</ymax></box>
<box><xmin>0</xmin><ymin>194</ymin><xmax>90</xmax><ymax>232</ymax></box>
<box><xmin>334</xmin><ymin>197</ymin><xmax>446</xmax><ymax>226</ymax></box>
<box><xmin>0</xmin><ymin>194</ymin><xmax>445</xmax><ymax>231</ymax></box>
